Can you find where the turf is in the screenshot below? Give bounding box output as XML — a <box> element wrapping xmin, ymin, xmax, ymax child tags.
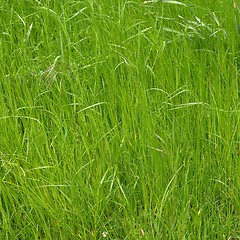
<box><xmin>0</xmin><ymin>0</ymin><xmax>240</xmax><ymax>239</ymax></box>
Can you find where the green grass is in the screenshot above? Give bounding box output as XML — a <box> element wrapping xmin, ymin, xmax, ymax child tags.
<box><xmin>0</xmin><ymin>0</ymin><xmax>240</xmax><ymax>239</ymax></box>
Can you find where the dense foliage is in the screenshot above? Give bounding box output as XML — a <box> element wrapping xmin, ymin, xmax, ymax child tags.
<box><xmin>0</xmin><ymin>0</ymin><xmax>239</xmax><ymax>239</ymax></box>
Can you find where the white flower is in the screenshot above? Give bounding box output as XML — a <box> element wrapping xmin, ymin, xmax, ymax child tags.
<box><xmin>102</xmin><ymin>231</ymin><xmax>109</xmax><ymax>238</ymax></box>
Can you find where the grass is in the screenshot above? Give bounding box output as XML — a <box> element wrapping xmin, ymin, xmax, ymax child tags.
<box><xmin>0</xmin><ymin>0</ymin><xmax>240</xmax><ymax>239</ymax></box>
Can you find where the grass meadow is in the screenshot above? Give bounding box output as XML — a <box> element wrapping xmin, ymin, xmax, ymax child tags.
<box><xmin>0</xmin><ymin>0</ymin><xmax>240</xmax><ymax>239</ymax></box>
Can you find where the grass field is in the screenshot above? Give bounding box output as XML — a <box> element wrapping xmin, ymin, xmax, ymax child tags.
<box><xmin>0</xmin><ymin>0</ymin><xmax>240</xmax><ymax>239</ymax></box>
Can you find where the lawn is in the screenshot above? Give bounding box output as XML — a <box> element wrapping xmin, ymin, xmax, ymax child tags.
<box><xmin>0</xmin><ymin>0</ymin><xmax>240</xmax><ymax>239</ymax></box>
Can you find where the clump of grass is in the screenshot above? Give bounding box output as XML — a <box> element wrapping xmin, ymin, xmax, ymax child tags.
<box><xmin>0</xmin><ymin>0</ymin><xmax>240</xmax><ymax>239</ymax></box>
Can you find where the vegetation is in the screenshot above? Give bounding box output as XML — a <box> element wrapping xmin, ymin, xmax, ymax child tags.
<box><xmin>0</xmin><ymin>0</ymin><xmax>240</xmax><ymax>239</ymax></box>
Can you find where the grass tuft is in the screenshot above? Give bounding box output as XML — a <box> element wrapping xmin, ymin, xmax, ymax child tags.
<box><xmin>0</xmin><ymin>0</ymin><xmax>240</xmax><ymax>239</ymax></box>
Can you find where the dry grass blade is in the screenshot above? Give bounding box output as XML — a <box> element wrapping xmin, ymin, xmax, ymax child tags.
<box><xmin>143</xmin><ymin>0</ymin><xmax>186</xmax><ymax>6</ymax></box>
<box><xmin>234</xmin><ymin>0</ymin><xmax>240</xmax><ymax>34</ymax></box>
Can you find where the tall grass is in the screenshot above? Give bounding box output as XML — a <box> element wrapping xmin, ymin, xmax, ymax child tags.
<box><xmin>0</xmin><ymin>0</ymin><xmax>240</xmax><ymax>239</ymax></box>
